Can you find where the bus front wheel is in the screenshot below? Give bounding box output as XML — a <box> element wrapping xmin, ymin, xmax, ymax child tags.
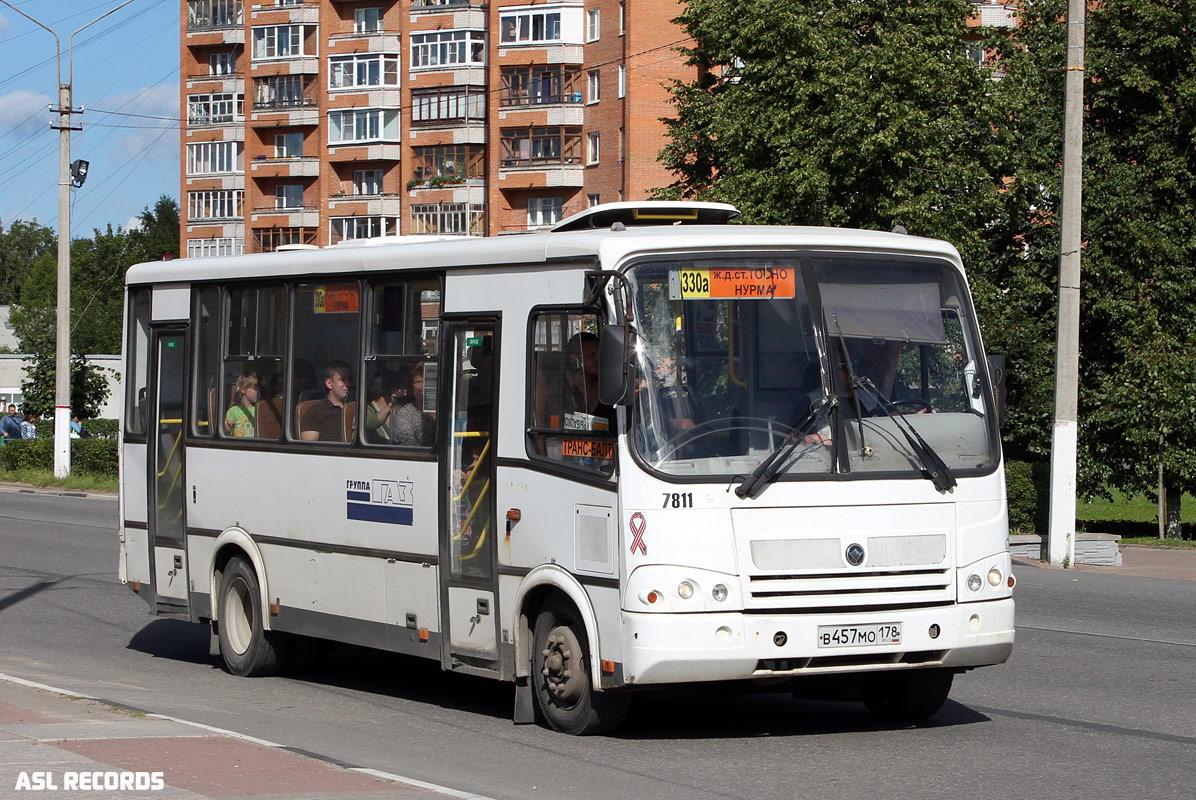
<box><xmin>532</xmin><ymin>600</ymin><xmax>629</xmax><ymax>735</ymax></box>
<box><xmin>860</xmin><ymin>668</ymin><xmax>953</xmax><ymax>721</ymax></box>
<box><xmin>217</xmin><ymin>557</ymin><xmax>289</xmax><ymax>677</ymax></box>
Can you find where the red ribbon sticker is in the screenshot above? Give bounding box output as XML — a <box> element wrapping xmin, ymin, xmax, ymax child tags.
<box><xmin>629</xmin><ymin>512</ymin><xmax>647</xmax><ymax>556</ymax></box>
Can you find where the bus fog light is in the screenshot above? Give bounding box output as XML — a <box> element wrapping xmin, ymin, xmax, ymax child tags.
<box><xmin>677</xmin><ymin>580</ymin><xmax>695</xmax><ymax>600</ymax></box>
<box><xmin>715</xmin><ymin>625</ymin><xmax>732</xmax><ymax>643</ymax></box>
<box><xmin>967</xmin><ymin>573</ymin><xmax>983</xmax><ymax>592</ymax></box>
<box><xmin>988</xmin><ymin>568</ymin><xmax>1003</xmax><ymax>587</ymax></box>
<box><xmin>711</xmin><ymin>583</ymin><xmax>728</xmax><ymax>602</ymax></box>
<box><xmin>969</xmin><ymin>614</ymin><xmax>981</xmax><ymax>631</ymax></box>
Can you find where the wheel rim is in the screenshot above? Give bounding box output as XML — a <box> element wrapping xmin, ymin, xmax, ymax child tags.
<box><xmin>541</xmin><ymin>623</ymin><xmax>586</xmax><ymax>708</ymax></box>
<box><xmin>224</xmin><ymin>575</ymin><xmax>253</xmax><ymax>656</ymax></box>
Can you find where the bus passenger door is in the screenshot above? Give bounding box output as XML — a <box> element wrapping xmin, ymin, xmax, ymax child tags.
<box><xmin>439</xmin><ymin>320</ymin><xmax>500</xmax><ymax>671</ymax></box>
<box><xmin>147</xmin><ymin>328</ymin><xmax>189</xmax><ymax>611</ymax></box>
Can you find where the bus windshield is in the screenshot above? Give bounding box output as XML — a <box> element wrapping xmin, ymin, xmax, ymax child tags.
<box><xmin>627</xmin><ymin>254</ymin><xmax>998</xmax><ymax>482</ymax></box>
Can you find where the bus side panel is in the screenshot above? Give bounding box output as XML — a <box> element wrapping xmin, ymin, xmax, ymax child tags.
<box><xmin>122</xmin><ymin>443</ymin><xmax>148</xmax><ymax>525</ymax></box>
<box><xmin>186</xmin><ymin>446</ymin><xmax>440</xmax><ymax>646</ymax></box>
<box><xmin>497</xmin><ymin>466</ymin><xmax>623</xmax><ymax>666</ymax></box>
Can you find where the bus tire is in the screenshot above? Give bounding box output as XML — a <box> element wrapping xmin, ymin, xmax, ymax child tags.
<box><xmin>532</xmin><ymin>600</ymin><xmax>629</xmax><ymax>735</ymax></box>
<box><xmin>860</xmin><ymin>668</ymin><xmax>953</xmax><ymax>721</ymax></box>
<box><xmin>217</xmin><ymin>557</ymin><xmax>289</xmax><ymax>677</ymax></box>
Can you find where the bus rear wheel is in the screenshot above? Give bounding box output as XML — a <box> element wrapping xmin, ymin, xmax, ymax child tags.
<box><xmin>860</xmin><ymin>668</ymin><xmax>953</xmax><ymax>722</ymax></box>
<box><xmin>217</xmin><ymin>557</ymin><xmax>289</xmax><ymax>677</ymax></box>
<box><xmin>532</xmin><ymin>600</ymin><xmax>629</xmax><ymax>735</ymax></box>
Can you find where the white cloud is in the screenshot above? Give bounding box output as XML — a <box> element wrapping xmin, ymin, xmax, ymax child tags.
<box><xmin>125</xmin><ymin>215</ymin><xmax>144</xmax><ymax>231</ymax></box>
<box><xmin>0</xmin><ymin>90</ymin><xmax>52</xmax><ymax>138</ymax></box>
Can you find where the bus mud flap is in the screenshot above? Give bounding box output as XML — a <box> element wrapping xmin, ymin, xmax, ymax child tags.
<box><xmin>513</xmin><ymin>677</ymin><xmax>535</xmax><ymax>724</ymax></box>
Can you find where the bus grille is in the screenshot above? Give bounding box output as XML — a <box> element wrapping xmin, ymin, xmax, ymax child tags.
<box><xmin>744</xmin><ymin>567</ymin><xmax>954</xmax><ymax>612</ymax></box>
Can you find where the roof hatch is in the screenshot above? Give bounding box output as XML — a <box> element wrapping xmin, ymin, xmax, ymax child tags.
<box><xmin>551</xmin><ymin>201</ymin><xmax>740</xmax><ymax>232</ymax></box>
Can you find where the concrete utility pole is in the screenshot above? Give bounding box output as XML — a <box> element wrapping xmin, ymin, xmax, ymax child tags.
<box><xmin>0</xmin><ymin>0</ymin><xmax>134</xmax><ymax>478</ymax></box>
<box><xmin>1047</xmin><ymin>0</ymin><xmax>1085</xmax><ymax>567</ymax></box>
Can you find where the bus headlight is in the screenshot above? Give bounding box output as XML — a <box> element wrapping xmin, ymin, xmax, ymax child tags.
<box><xmin>987</xmin><ymin>568</ymin><xmax>1003</xmax><ymax>587</ymax></box>
<box><xmin>967</xmin><ymin>573</ymin><xmax>983</xmax><ymax>592</ymax></box>
<box><xmin>711</xmin><ymin>584</ymin><xmax>728</xmax><ymax>603</ymax></box>
<box><xmin>677</xmin><ymin>580</ymin><xmax>695</xmax><ymax>600</ymax></box>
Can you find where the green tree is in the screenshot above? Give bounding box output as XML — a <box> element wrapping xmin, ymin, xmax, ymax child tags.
<box><xmin>131</xmin><ymin>196</ymin><xmax>181</xmax><ymax>261</ymax></box>
<box><xmin>0</xmin><ymin>218</ymin><xmax>56</xmax><ymax>307</ymax></box>
<box><xmin>659</xmin><ymin>0</ymin><xmax>1013</xmax><ymax>266</ymax></box>
<box><xmin>997</xmin><ymin>1</ymin><xmax>1196</xmax><ymax>536</ymax></box>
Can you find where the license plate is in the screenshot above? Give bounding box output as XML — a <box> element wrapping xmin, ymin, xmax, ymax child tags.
<box><xmin>817</xmin><ymin>622</ymin><xmax>902</xmax><ymax>648</ymax></box>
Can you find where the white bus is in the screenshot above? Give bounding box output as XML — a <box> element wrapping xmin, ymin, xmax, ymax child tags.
<box><xmin>118</xmin><ymin>203</ymin><xmax>1013</xmax><ymax>735</ymax></box>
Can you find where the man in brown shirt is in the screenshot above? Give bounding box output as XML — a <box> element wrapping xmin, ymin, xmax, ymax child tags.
<box><xmin>301</xmin><ymin>361</ymin><xmax>353</xmax><ymax>442</ymax></box>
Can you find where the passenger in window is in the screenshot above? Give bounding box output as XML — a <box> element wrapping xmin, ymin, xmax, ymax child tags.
<box><xmin>391</xmin><ymin>362</ymin><xmax>435</xmax><ymax>446</ymax></box>
<box><xmin>300</xmin><ymin>361</ymin><xmax>354</xmax><ymax>442</ymax></box>
<box><xmin>224</xmin><ymin>372</ymin><xmax>261</xmax><ymax>437</ymax></box>
<box><xmin>565</xmin><ymin>331</ymin><xmax>614</xmax><ymax>429</ymax></box>
<box><xmin>364</xmin><ymin>373</ymin><xmax>397</xmax><ymax>443</ymax></box>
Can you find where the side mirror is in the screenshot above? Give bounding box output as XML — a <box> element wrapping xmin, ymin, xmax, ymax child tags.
<box><xmin>986</xmin><ymin>355</ymin><xmax>1006</xmax><ymax>428</ymax></box>
<box><xmin>599</xmin><ymin>325</ymin><xmax>636</xmax><ymax>406</ymax></box>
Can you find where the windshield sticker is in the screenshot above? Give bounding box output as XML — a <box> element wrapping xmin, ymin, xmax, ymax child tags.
<box><xmin>346</xmin><ymin>478</ymin><xmax>414</xmax><ymax>525</ymax></box>
<box><xmin>673</xmin><ymin>268</ymin><xmax>796</xmax><ymax>300</ymax></box>
<box><xmin>314</xmin><ymin>284</ymin><xmax>360</xmax><ymax>313</ymax></box>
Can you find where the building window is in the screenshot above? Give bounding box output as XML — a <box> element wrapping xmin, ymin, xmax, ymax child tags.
<box><xmin>188</xmin><ymin>189</ymin><xmax>244</xmax><ymax>220</ymax></box>
<box><xmin>354</xmin><ymin>7</ymin><xmax>382</xmax><ymax>32</ymax></box>
<box><xmin>618</xmin><ymin>65</ymin><xmax>625</xmax><ymax>98</ymax></box>
<box><xmin>187</xmin><ymin>0</ymin><xmax>243</xmax><ymax>30</ymax></box>
<box><xmin>330</xmin><ymin>216</ymin><xmax>398</xmax><ymax>243</ymax></box>
<box><xmin>619</xmin><ymin>2</ymin><xmax>625</xmax><ymax>34</ymax></box>
<box><xmin>587</xmin><ymin>131</ymin><xmax>600</xmax><ymax>165</ymax></box>
<box><xmin>587</xmin><ymin>193</ymin><xmax>600</xmax><ymax>207</ymax></box>
<box><xmin>187</xmin><ymin>237</ymin><xmax>244</xmax><ymax>258</ymax></box>
<box><xmin>499</xmin><ymin>126</ymin><xmax>582</xmax><ymax>167</ymax></box>
<box><xmin>254</xmin><ymin>227</ymin><xmax>315</xmax><ymax>252</ymax></box>
<box><xmin>410</xmin><ymin>30</ymin><xmax>485</xmax><ymax>69</ymax></box>
<box><xmin>210</xmin><ymin>52</ymin><xmax>236</xmax><ymax>76</ymax></box>
<box><xmin>501</xmin><ymin>65</ymin><xmax>581</xmax><ymax>106</ymax></box>
<box><xmin>411</xmin><ymin>145</ymin><xmax>484</xmax><ymax>182</ymax></box>
<box><xmin>186</xmin><ymin>141</ymin><xmax>242</xmax><ymax>175</ymax></box>
<box><xmin>527</xmin><ymin>197</ymin><xmax>563</xmax><ymax>229</ymax></box>
<box><xmin>500</xmin><ymin>7</ymin><xmax>574</xmax><ymax>44</ymax></box>
<box><xmin>586</xmin><ymin>8</ymin><xmax>600</xmax><ymax>42</ymax></box>
<box><xmin>587</xmin><ymin>70</ymin><xmax>600</xmax><ymax>104</ymax></box>
<box><xmin>410</xmin><ymin>203</ymin><xmax>486</xmax><ymax>236</ymax></box>
<box><xmin>328</xmin><ymin>108</ymin><xmax>400</xmax><ymax>144</ymax></box>
<box><xmin>329</xmin><ymin>53</ymin><xmax>399</xmax><ymax>90</ymax></box>
<box><xmin>411</xmin><ymin>86</ymin><xmax>486</xmax><ymax>125</ymax></box>
<box><xmin>187</xmin><ymin>93</ymin><xmax>243</xmax><ymax>125</ymax></box>
<box><xmin>254</xmin><ymin>75</ymin><xmax>313</xmax><ymax>109</ymax></box>
<box><xmin>275</xmin><ymin>184</ymin><xmax>304</xmax><ymax>209</ymax></box>
<box><xmin>252</xmin><ymin>25</ymin><xmax>314</xmax><ymax>60</ymax></box>
<box><xmin>274</xmin><ymin>132</ymin><xmax>303</xmax><ymax>158</ymax></box>
<box><xmin>354</xmin><ymin>169</ymin><xmax>383</xmax><ymax>196</ymax></box>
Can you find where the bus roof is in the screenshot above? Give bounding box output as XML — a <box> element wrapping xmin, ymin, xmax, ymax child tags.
<box><xmin>127</xmin><ymin>224</ymin><xmax>963</xmax><ymax>287</ymax></box>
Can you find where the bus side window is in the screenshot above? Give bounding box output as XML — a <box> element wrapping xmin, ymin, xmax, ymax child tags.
<box><xmin>527</xmin><ymin>309</ymin><xmax>614</xmax><ymax>475</ymax></box>
<box><xmin>192</xmin><ymin>287</ymin><xmax>220</xmax><ymax>438</ymax></box>
<box><xmin>224</xmin><ymin>285</ymin><xmax>286</xmax><ymax>441</ymax></box>
<box><xmin>124</xmin><ymin>289</ymin><xmax>151</xmax><ymax>436</ymax></box>
<box><xmin>290</xmin><ymin>282</ymin><xmax>360</xmax><ymax>444</ymax></box>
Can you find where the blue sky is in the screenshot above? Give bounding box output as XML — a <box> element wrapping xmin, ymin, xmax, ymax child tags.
<box><xmin>0</xmin><ymin>0</ymin><xmax>179</xmax><ymax>236</ymax></box>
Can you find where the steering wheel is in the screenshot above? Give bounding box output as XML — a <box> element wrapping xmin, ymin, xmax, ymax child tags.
<box><xmin>650</xmin><ymin>416</ymin><xmax>794</xmax><ymax>464</ymax></box>
<box><xmin>891</xmin><ymin>398</ymin><xmax>933</xmax><ymax>413</ymax></box>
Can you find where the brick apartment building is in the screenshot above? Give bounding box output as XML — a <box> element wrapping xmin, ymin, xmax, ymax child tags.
<box><xmin>180</xmin><ymin>0</ymin><xmax>694</xmax><ymax>256</ymax></box>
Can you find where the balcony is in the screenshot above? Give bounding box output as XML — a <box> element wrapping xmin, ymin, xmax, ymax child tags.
<box><xmin>498</xmin><ymin>161</ymin><xmax>584</xmax><ymax>188</ymax></box>
<box><xmin>327</xmin><ymin>194</ymin><xmax>402</xmax><ymax>216</ymax></box>
<box><xmin>250</xmin><ymin>155</ymin><xmax>321</xmax><ymax>177</ymax></box>
<box><xmin>186</xmin><ymin>1</ymin><xmax>245</xmax><ymax>44</ymax></box>
<box><xmin>497</xmin><ymin>104</ymin><xmax>583</xmax><ymax>126</ymax></box>
<box><xmin>327</xmin><ymin>31</ymin><xmax>401</xmax><ymax>53</ymax></box>
<box><xmin>326</xmin><ymin>144</ymin><xmax>403</xmax><ymax>161</ymax></box>
<box><xmin>973</xmin><ymin>2</ymin><xmax>1018</xmax><ymax>28</ymax></box>
<box><xmin>250</xmin><ymin>205</ymin><xmax>320</xmax><ymax>227</ymax></box>
<box><xmin>185</xmin><ymin>73</ymin><xmax>245</xmax><ymax>93</ymax></box>
<box><xmin>249</xmin><ymin>2</ymin><xmax>319</xmax><ymax>24</ymax></box>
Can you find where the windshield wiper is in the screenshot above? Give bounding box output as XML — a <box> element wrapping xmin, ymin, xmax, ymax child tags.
<box><xmin>734</xmin><ymin>396</ymin><xmax>832</xmax><ymax>499</ymax></box>
<box><xmin>853</xmin><ymin>376</ymin><xmax>957</xmax><ymax>492</ymax></box>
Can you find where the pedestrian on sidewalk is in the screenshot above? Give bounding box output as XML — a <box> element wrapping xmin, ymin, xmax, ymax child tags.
<box><xmin>0</xmin><ymin>404</ymin><xmax>20</xmax><ymax>444</ymax></box>
<box><xmin>20</xmin><ymin>412</ymin><xmax>37</xmax><ymax>439</ymax></box>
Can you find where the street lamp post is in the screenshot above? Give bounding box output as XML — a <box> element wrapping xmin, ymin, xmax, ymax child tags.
<box><xmin>0</xmin><ymin>0</ymin><xmax>135</xmax><ymax>478</ymax></box>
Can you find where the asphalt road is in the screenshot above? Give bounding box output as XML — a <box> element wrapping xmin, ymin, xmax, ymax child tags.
<box><xmin>1</xmin><ymin>487</ymin><xmax>1194</xmax><ymax>800</ymax></box>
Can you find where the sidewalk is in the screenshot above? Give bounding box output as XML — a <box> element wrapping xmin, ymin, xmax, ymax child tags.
<box><xmin>0</xmin><ymin>676</ymin><xmax>484</xmax><ymax>800</ymax></box>
<box><xmin>1014</xmin><ymin>543</ymin><xmax>1196</xmax><ymax>581</ymax></box>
